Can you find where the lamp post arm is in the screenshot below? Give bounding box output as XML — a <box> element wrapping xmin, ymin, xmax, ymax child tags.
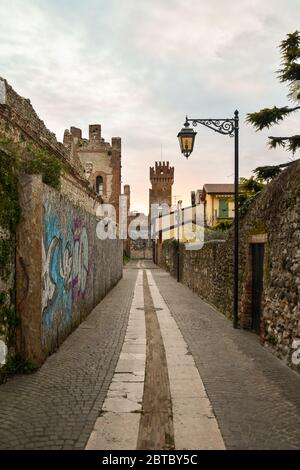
<box><xmin>185</xmin><ymin>117</ymin><xmax>235</xmax><ymax>136</ymax></box>
<box><xmin>184</xmin><ymin>110</ymin><xmax>240</xmax><ymax>328</ymax></box>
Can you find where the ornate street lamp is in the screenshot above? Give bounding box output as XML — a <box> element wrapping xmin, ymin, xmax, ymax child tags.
<box><xmin>177</xmin><ymin>111</ymin><xmax>239</xmax><ymax>329</ymax></box>
<box><xmin>177</xmin><ymin>120</ymin><xmax>197</xmax><ymax>158</ymax></box>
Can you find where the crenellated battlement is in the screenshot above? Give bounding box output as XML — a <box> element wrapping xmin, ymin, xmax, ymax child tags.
<box><xmin>149</xmin><ymin>161</ymin><xmax>174</xmax><ymax>210</ymax></box>
<box><xmin>63</xmin><ymin>124</ymin><xmax>121</xmax><ymax>153</ymax></box>
<box><xmin>150</xmin><ymin>161</ymin><xmax>174</xmax><ymax>184</ymax></box>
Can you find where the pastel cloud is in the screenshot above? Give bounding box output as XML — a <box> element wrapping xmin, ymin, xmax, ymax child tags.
<box><xmin>0</xmin><ymin>0</ymin><xmax>299</xmax><ymax>212</ymax></box>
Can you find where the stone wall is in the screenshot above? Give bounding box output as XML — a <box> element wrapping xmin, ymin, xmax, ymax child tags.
<box><xmin>60</xmin><ymin>173</ymin><xmax>100</xmax><ymax>215</ymax></box>
<box><xmin>238</xmin><ymin>161</ymin><xmax>300</xmax><ymax>370</ymax></box>
<box><xmin>0</xmin><ymin>77</ymin><xmax>102</xmax><ymax>215</ymax></box>
<box><xmin>16</xmin><ymin>175</ymin><xmax>123</xmax><ymax>365</ymax></box>
<box><xmin>130</xmin><ymin>239</ymin><xmax>152</xmax><ymax>260</ymax></box>
<box><xmin>161</xmin><ymin>239</ymin><xmax>233</xmax><ymax>319</ymax></box>
<box><xmin>0</xmin><ymin>77</ymin><xmax>121</xmax><ymax>372</ymax></box>
<box><xmin>160</xmin><ymin>161</ymin><xmax>300</xmax><ymax>372</ymax></box>
<box><xmin>64</xmin><ymin>125</ymin><xmax>121</xmax><ymax>219</ymax></box>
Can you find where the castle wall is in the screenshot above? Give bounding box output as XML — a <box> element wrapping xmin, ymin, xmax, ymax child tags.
<box><xmin>149</xmin><ymin>161</ymin><xmax>174</xmax><ymax>210</ymax></box>
<box><xmin>64</xmin><ymin>125</ymin><xmax>121</xmax><ymax>220</ymax></box>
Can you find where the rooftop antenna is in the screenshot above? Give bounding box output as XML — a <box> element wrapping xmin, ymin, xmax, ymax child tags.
<box><xmin>172</xmin><ymin>195</ymin><xmax>183</xmax><ymax>213</ymax></box>
<box><xmin>161</xmin><ymin>143</ymin><xmax>163</xmax><ymax>163</ymax></box>
<box><xmin>173</xmin><ymin>195</ymin><xmax>183</xmax><ymax>205</ymax></box>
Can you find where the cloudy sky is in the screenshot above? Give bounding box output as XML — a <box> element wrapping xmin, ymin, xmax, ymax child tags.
<box><xmin>1</xmin><ymin>0</ymin><xmax>299</xmax><ymax>212</ymax></box>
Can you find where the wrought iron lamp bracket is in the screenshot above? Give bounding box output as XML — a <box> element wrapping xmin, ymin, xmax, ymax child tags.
<box><xmin>185</xmin><ymin>117</ymin><xmax>236</xmax><ymax>137</ymax></box>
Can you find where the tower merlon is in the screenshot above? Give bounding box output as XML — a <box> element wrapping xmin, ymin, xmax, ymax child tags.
<box><xmin>124</xmin><ymin>184</ymin><xmax>130</xmax><ymax>195</ymax></box>
<box><xmin>111</xmin><ymin>137</ymin><xmax>121</xmax><ymax>150</ymax></box>
<box><xmin>70</xmin><ymin>126</ymin><xmax>82</xmax><ymax>139</ymax></box>
<box><xmin>89</xmin><ymin>124</ymin><xmax>101</xmax><ymax>141</ymax></box>
<box><xmin>150</xmin><ymin>161</ymin><xmax>174</xmax><ymax>182</ymax></box>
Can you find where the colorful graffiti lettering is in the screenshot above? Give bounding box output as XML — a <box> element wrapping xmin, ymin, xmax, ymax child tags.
<box><xmin>72</xmin><ymin>221</ymin><xmax>89</xmax><ymax>300</ymax></box>
<box><xmin>42</xmin><ymin>237</ymin><xmax>74</xmax><ymax>313</ymax></box>
<box><xmin>42</xmin><ymin>208</ymin><xmax>89</xmax><ymax>343</ymax></box>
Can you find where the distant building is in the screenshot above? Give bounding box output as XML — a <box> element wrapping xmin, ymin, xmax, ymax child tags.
<box><xmin>201</xmin><ymin>184</ymin><xmax>234</xmax><ymax>227</ymax></box>
<box><xmin>128</xmin><ymin>212</ymin><xmax>152</xmax><ymax>260</ymax></box>
<box><xmin>191</xmin><ymin>189</ymin><xmax>203</xmax><ymax>207</ymax></box>
<box><xmin>63</xmin><ymin>124</ymin><xmax>124</xmax><ymax>221</ymax></box>
<box><xmin>149</xmin><ymin>161</ymin><xmax>174</xmax><ymax>211</ymax></box>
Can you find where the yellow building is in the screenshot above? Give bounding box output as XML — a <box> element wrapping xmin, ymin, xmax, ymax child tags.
<box><xmin>155</xmin><ymin>205</ymin><xmax>203</xmax><ymax>242</ymax></box>
<box><xmin>201</xmin><ymin>184</ymin><xmax>235</xmax><ymax>227</ymax></box>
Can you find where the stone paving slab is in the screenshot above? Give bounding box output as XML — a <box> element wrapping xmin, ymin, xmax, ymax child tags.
<box><xmin>1</xmin><ymin>259</ymin><xmax>300</xmax><ymax>450</ymax></box>
<box><xmin>146</xmin><ymin>269</ymin><xmax>225</xmax><ymax>450</ymax></box>
<box><xmin>86</xmin><ymin>268</ymin><xmax>146</xmax><ymax>450</ymax></box>
<box><xmin>0</xmin><ymin>268</ymin><xmax>138</xmax><ymax>450</ymax></box>
<box><xmin>149</xmin><ymin>261</ymin><xmax>300</xmax><ymax>450</ymax></box>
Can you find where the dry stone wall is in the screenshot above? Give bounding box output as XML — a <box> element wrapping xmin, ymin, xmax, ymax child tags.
<box><xmin>161</xmin><ymin>161</ymin><xmax>300</xmax><ymax>372</ymax></box>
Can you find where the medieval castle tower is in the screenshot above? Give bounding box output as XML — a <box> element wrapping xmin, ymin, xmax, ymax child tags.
<box><xmin>149</xmin><ymin>161</ymin><xmax>174</xmax><ymax>211</ymax></box>
<box><xmin>63</xmin><ymin>124</ymin><xmax>130</xmax><ymax>222</ymax></box>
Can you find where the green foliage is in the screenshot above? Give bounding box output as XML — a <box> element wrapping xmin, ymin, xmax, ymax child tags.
<box><xmin>0</xmin><ymin>138</ymin><xmax>62</xmax><ymax>276</ymax></box>
<box><xmin>123</xmin><ymin>253</ymin><xmax>130</xmax><ymax>264</ymax></box>
<box><xmin>279</xmin><ymin>31</ymin><xmax>300</xmax><ymax>62</ymax></box>
<box><xmin>0</xmin><ymin>239</ymin><xmax>12</xmax><ymax>281</ymax></box>
<box><xmin>239</xmin><ymin>176</ymin><xmax>264</xmax><ymax>192</ymax></box>
<box><xmin>213</xmin><ymin>220</ymin><xmax>233</xmax><ymax>231</ymax></box>
<box><xmin>0</xmin><ymin>290</ymin><xmax>37</xmax><ymax>384</ymax></box>
<box><xmin>0</xmin><ymin>146</ymin><xmax>20</xmax><ymax>232</ymax></box>
<box><xmin>0</xmin><ymin>354</ymin><xmax>38</xmax><ymax>384</ymax></box>
<box><xmin>246</xmin><ymin>31</ymin><xmax>300</xmax><ymax>157</ymax></box>
<box><xmin>278</xmin><ymin>31</ymin><xmax>300</xmax><ymax>94</ymax></box>
<box><xmin>268</xmin><ymin>135</ymin><xmax>300</xmax><ymax>154</ymax></box>
<box><xmin>279</xmin><ymin>61</ymin><xmax>300</xmax><ymax>84</ymax></box>
<box><xmin>238</xmin><ymin>176</ymin><xmax>264</xmax><ymax>217</ymax></box>
<box><xmin>0</xmin><ymin>137</ymin><xmax>62</xmax><ymax>381</ymax></box>
<box><xmin>22</xmin><ymin>145</ymin><xmax>62</xmax><ymax>190</ymax></box>
<box><xmin>238</xmin><ymin>192</ymin><xmax>259</xmax><ymax>218</ymax></box>
<box><xmin>0</xmin><ymin>138</ymin><xmax>62</xmax><ymax>193</ymax></box>
<box><xmin>253</xmin><ymin>165</ymin><xmax>282</xmax><ymax>182</ymax></box>
<box><xmin>204</xmin><ymin>228</ymin><xmax>229</xmax><ymax>242</ymax></box>
<box><xmin>246</xmin><ymin>106</ymin><xmax>293</xmax><ymax>131</ymax></box>
<box><xmin>0</xmin><ymin>289</ymin><xmax>18</xmax><ymax>347</ymax></box>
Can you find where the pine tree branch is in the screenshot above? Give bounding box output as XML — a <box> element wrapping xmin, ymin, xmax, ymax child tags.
<box><xmin>268</xmin><ymin>135</ymin><xmax>300</xmax><ymax>153</ymax></box>
<box><xmin>246</xmin><ymin>106</ymin><xmax>300</xmax><ymax>131</ymax></box>
<box><xmin>268</xmin><ymin>135</ymin><xmax>300</xmax><ymax>140</ymax></box>
<box><xmin>254</xmin><ymin>158</ymin><xmax>300</xmax><ymax>181</ymax></box>
<box><xmin>278</xmin><ymin>62</ymin><xmax>300</xmax><ymax>83</ymax></box>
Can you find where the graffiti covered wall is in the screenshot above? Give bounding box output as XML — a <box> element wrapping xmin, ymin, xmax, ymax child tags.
<box><xmin>17</xmin><ymin>175</ymin><xmax>123</xmax><ymax>364</ymax></box>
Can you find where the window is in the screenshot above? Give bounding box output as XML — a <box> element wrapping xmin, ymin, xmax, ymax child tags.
<box><xmin>219</xmin><ymin>199</ymin><xmax>229</xmax><ymax>218</ymax></box>
<box><xmin>96</xmin><ymin>175</ymin><xmax>103</xmax><ymax>195</ymax></box>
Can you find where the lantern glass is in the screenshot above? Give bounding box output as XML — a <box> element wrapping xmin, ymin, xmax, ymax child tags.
<box><xmin>177</xmin><ymin>125</ymin><xmax>196</xmax><ymax>158</ymax></box>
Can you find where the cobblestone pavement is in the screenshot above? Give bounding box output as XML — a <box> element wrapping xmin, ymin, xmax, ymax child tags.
<box><xmin>148</xmin><ymin>261</ymin><xmax>300</xmax><ymax>450</ymax></box>
<box><xmin>1</xmin><ymin>260</ymin><xmax>300</xmax><ymax>450</ymax></box>
<box><xmin>86</xmin><ymin>265</ymin><xmax>224</xmax><ymax>450</ymax></box>
<box><xmin>0</xmin><ymin>268</ymin><xmax>138</xmax><ymax>450</ymax></box>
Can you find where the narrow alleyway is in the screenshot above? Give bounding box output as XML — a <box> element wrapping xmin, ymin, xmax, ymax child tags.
<box><xmin>0</xmin><ymin>261</ymin><xmax>299</xmax><ymax>450</ymax></box>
